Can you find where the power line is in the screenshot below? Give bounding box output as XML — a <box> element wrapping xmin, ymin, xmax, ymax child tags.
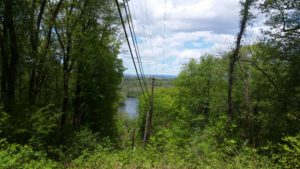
<box><xmin>163</xmin><ymin>0</ymin><xmax>166</xmax><ymax>60</ymax></box>
<box><xmin>130</xmin><ymin>1</ymin><xmax>149</xmax><ymax>79</ymax></box>
<box><xmin>142</xmin><ymin>0</ymin><xmax>155</xmax><ymax>79</ymax></box>
<box><xmin>123</xmin><ymin>0</ymin><xmax>149</xmax><ymax>95</ymax></box>
<box><xmin>124</xmin><ymin>0</ymin><xmax>146</xmax><ymax>80</ymax></box>
<box><xmin>115</xmin><ymin>0</ymin><xmax>148</xmax><ymax>101</ymax></box>
<box><xmin>164</xmin><ymin>0</ymin><xmax>166</xmax><ymax>35</ymax></box>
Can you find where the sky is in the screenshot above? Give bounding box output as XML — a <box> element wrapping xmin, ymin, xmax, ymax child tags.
<box><xmin>119</xmin><ymin>0</ymin><xmax>263</xmax><ymax>75</ymax></box>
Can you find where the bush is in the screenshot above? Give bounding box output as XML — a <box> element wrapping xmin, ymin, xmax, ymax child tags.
<box><xmin>67</xmin><ymin>144</ymin><xmax>276</xmax><ymax>169</ymax></box>
<box><xmin>29</xmin><ymin>104</ymin><xmax>62</xmax><ymax>148</ymax></box>
<box><xmin>0</xmin><ymin>111</ymin><xmax>10</xmax><ymax>138</ymax></box>
<box><xmin>65</xmin><ymin>127</ymin><xmax>113</xmax><ymax>160</ymax></box>
<box><xmin>277</xmin><ymin>134</ymin><xmax>300</xmax><ymax>169</ymax></box>
<box><xmin>0</xmin><ymin>139</ymin><xmax>60</xmax><ymax>169</ymax></box>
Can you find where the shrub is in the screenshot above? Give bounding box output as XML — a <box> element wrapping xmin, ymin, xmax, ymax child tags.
<box><xmin>0</xmin><ymin>111</ymin><xmax>10</xmax><ymax>138</ymax></box>
<box><xmin>0</xmin><ymin>139</ymin><xmax>60</xmax><ymax>169</ymax></box>
<box><xmin>65</xmin><ymin>127</ymin><xmax>113</xmax><ymax>160</ymax></box>
<box><xmin>277</xmin><ymin>134</ymin><xmax>300</xmax><ymax>169</ymax></box>
<box><xmin>29</xmin><ymin>104</ymin><xmax>62</xmax><ymax>148</ymax></box>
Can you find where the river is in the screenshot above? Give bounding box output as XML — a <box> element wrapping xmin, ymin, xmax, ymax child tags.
<box><xmin>119</xmin><ymin>97</ymin><xmax>139</xmax><ymax>119</ymax></box>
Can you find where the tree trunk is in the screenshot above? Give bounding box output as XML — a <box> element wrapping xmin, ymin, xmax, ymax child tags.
<box><xmin>29</xmin><ymin>0</ymin><xmax>63</xmax><ymax>106</ymax></box>
<box><xmin>43</xmin><ymin>0</ymin><xmax>63</xmax><ymax>56</ymax></box>
<box><xmin>204</xmin><ymin>74</ymin><xmax>211</xmax><ymax>120</ymax></box>
<box><xmin>73</xmin><ymin>61</ymin><xmax>83</xmax><ymax>128</ymax></box>
<box><xmin>4</xmin><ymin>0</ymin><xmax>20</xmax><ymax>113</ymax></box>
<box><xmin>72</xmin><ymin>20</ymin><xmax>90</xmax><ymax>128</ymax></box>
<box><xmin>61</xmin><ymin>30</ymin><xmax>72</xmax><ymax>129</ymax></box>
<box><xmin>0</xmin><ymin>23</ymin><xmax>8</xmax><ymax>103</ymax></box>
<box><xmin>227</xmin><ymin>0</ymin><xmax>252</xmax><ymax>123</ymax></box>
<box><xmin>29</xmin><ymin>0</ymin><xmax>47</xmax><ymax>105</ymax></box>
<box><xmin>228</xmin><ymin>58</ymin><xmax>235</xmax><ymax>122</ymax></box>
<box><xmin>131</xmin><ymin>128</ymin><xmax>135</xmax><ymax>150</ymax></box>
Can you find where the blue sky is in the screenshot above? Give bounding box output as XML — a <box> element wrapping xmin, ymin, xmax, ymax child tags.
<box><xmin>119</xmin><ymin>0</ymin><xmax>263</xmax><ymax>75</ymax></box>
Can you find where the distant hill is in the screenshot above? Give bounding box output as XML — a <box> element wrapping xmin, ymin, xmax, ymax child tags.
<box><xmin>121</xmin><ymin>74</ymin><xmax>175</xmax><ymax>97</ymax></box>
<box><xmin>124</xmin><ymin>74</ymin><xmax>177</xmax><ymax>79</ymax></box>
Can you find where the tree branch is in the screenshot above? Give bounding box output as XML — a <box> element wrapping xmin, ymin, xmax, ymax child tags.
<box><xmin>240</xmin><ymin>59</ymin><xmax>278</xmax><ymax>90</ymax></box>
<box><xmin>54</xmin><ymin>27</ymin><xmax>65</xmax><ymax>55</ymax></box>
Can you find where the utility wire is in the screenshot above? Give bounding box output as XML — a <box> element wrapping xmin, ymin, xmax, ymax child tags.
<box><xmin>123</xmin><ymin>0</ymin><xmax>149</xmax><ymax>95</ymax></box>
<box><xmin>115</xmin><ymin>0</ymin><xmax>148</xmax><ymax>101</ymax></box>
<box><xmin>163</xmin><ymin>0</ymin><xmax>166</xmax><ymax>60</ymax></box>
<box><xmin>130</xmin><ymin>1</ymin><xmax>149</xmax><ymax>80</ymax></box>
<box><xmin>142</xmin><ymin>0</ymin><xmax>154</xmax><ymax>80</ymax></box>
<box><xmin>125</xmin><ymin>0</ymin><xmax>147</xmax><ymax>85</ymax></box>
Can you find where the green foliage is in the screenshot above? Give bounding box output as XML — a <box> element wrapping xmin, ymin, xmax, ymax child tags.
<box><xmin>29</xmin><ymin>104</ymin><xmax>62</xmax><ymax>147</ymax></box>
<box><xmin>259</xmin><ymin>0</ymin><xmax>300</xmax><ymax>51</ymax></box>
<box><xmin>0</xmin><ymin>111</ymin><xmax>10</xmax><ymax>137</ymax></box>
<box><xmin>0</xmin><ymin>0</ymin><xmax>124</xmax><ymax>145</ymax></box>
<box><xmin>0</xmin><ymin>139</ymin><xmax>60</xmax><ymax>169</ymax></box>
<box><xmin>149</xmin><ymin>129</ymin><xmax>177</xmax><ymax>151</ymax></box>
<box><xmin>138</xmin><ymin>87</ymin><xmax>191</xmax><ymax>147</ymax></box>
<box><xmin>31</xmin><ymin>106</ymin><xmax>60</xmax><ymax>136</ymax></box>
<box><xmin>68</xmin><ymin>142</ymin><xmax>275</xmax><ymax>169</ymax></box>
<box><xmin>114</xmin><ymin>111</ymin><xmax>137</xmax><ymax>148</ymax></box>
<box><xmin>0</xmin><ymin>0</ymin><xmax>299</xmax><ymax>168</ymax></box>
<box><xmin>274</xmin><ymin>134</ymin><xmax>300</xmax><ymax>169</ymax></box>
<box><xmin>189</xmin><ymin>115</ymin><xmax>237</xmax><ymax>159</ymax></box>
<box><xmin>69</xmin><ymin>0</ymin><xmax>124</xmax><ymax>138</ymax></box>
<box><xmin>175</xmin><ymin>55</ymin><xmax>228</xmax><ymax>120</ymax></box>
<box><xmin>66</xmin><ymin>127</ymin><xmax>112</xmax><ymax>160</ymax></box>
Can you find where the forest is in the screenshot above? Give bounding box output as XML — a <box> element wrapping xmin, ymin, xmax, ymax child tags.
<box><xmin>0</xmin><ymin>0</ymin><xmax>299</xmax><ymax>168</ymax></box>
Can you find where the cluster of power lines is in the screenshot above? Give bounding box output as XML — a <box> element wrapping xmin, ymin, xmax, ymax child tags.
<box><xmin>115</xmin><ymin>0</ymin><xmax>150</xmax><ymax>102</ymax></box>
<box><xmin>115</xmin><ymin>0</ymin><xmax>168</xmax><ymax>148</ymax></box>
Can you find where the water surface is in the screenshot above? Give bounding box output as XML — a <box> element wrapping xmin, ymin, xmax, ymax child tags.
<box><xmin>119</xmin><ymin>97</ymin><xmax>138</xmax><ymax>118</ymax></box>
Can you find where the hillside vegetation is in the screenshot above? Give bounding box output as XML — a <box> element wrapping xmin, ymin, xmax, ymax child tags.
<box><xmin>0</xmin><ymin>0</ymin><xmax>299</xmax><ymax>168</ymax></box>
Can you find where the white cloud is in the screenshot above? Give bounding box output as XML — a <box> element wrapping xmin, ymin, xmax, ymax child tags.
<box><xmin>118</xmin><ymin>0</ymin><xmax>263</xmax><ymax>75</ymax></box>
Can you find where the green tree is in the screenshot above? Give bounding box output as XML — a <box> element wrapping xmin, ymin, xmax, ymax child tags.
<box><xmin>176</xmin><ymin>56</ymin><xmax>228</xmax><ymax>124</ymax></box>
